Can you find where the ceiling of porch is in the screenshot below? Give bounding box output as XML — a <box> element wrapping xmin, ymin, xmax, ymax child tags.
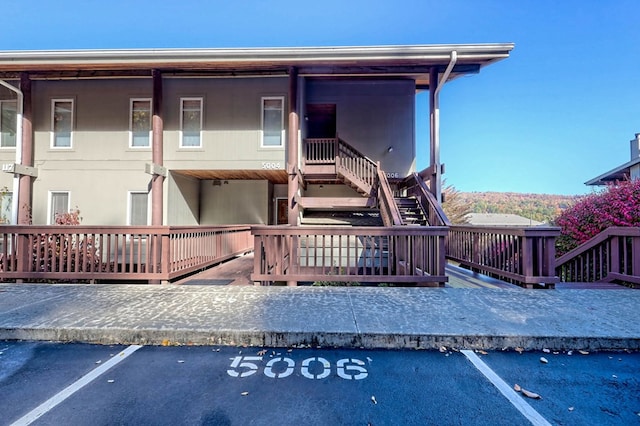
<box><xmin>172</xmin><ymin>169</ymin><xmax>288</xmax><ymax>184</ymax></box>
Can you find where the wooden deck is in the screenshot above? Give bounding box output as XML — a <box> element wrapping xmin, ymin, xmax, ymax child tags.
<box><xmin>174</xmin><ymin>255</ymin><xmax>631</xmax><ymax>290</ymax></box>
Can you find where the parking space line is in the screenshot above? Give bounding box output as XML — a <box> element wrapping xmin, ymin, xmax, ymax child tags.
<box><xmin>10</xmin><ymin>345</ymin><xmax>143</xmax><ymax>426</ymax></box>
<box><xmin>461</xmin><ymin>350</ymin><xmax>551</xmax><ymax>426</ymax></box>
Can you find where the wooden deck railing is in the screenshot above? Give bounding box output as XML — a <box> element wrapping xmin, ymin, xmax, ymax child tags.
<box><xmin>0</xmin><ymin>225</ymin><xmax>252</xmax><ymax>283</ymax></box>
<box><xmin>555</xmin><ymin>227</ymin><xmax>640</xmax><ymax>285</ymax></box>
<box><xmin>399</xmin><ymin>173</ymin><xmax>451</xmax><ymax>227</ymax></box>
<box><xmin>303</xmin><ymin>138</ymin><xmax>337</xmax><ymax>164</ymax></box>
<box><xmin>252</xmin><ymin>225</ymin><xmax>448</xmax><ymax>286</ymax></box>
<box><xmin>446</xmin><ymin>225</ymin><xmax>560</xmax><ymax>288</ymax></box>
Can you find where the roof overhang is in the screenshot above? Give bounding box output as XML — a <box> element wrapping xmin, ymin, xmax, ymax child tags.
<box><xmin>0</xmin><ymin>44</ymin><xmax>514</xmax><ymax>86</ymax></box>
<box><xmin>585</xmin><ymin>157</ymin><xmax>640</xmax><ymax>185</ymax></box>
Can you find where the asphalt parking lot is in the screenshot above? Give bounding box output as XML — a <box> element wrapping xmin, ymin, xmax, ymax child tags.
<box><xmin>1</xmin><ymin>342</ymin><xmax>638</xmax><ymax>425</ymax></box>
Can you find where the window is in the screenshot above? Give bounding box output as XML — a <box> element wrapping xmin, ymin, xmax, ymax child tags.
<box><xmin>51</xmin><ymin>99</ymin><xmax>73</xmax><ymax>148</ymax></box>
<box><xmin>261</xmin><ymin>97</ymin><xmax>284</xmax><ymax>148</ymax></box>
<box><xmin>0</xmin><ymin>100</ymin><xmax>17</xmax><ymax>148</ymax></box>
<box><xmin>0</xmin><ymin>191</ymin><xmax>12</xmax><ymax>224</ymax></box>
<box><xmin>128</xmin><ymin>192</ymin><xmax>149</xmax><ymax>226</ymax></box>
<box><xmin>180</xmin><ymin>98</ymin><xmax>202</xmax><ymax>148</ymax></box>
<box><xmin>49</xmin><ymin>191</ymin><xmax>70</xmax><ymax>224</ymax></box>
<box><xmin>130</xmin><ymin>99</ymin><xmax>151</xmax><ymax>148</ymax></box>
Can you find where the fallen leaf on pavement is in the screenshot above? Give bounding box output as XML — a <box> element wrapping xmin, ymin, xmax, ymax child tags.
<box><xmin>521</xmin><ymin>389</ymin><xmax>542</xmax><ymax>399</ymax></box>
<box><xmin>514</xmin><ymin>384</ymin><xmax>522</xmax><ymax>392</ymax></box>
<box><xmin>241</xmin><ymin>392</ymin><xmax>249</xmax><ymax>396</ymax></box>
<box><xmin>515</xmin><ymin>347</ymin><xmax>524</xmax><ymax>354</ymax></box>
<box><xmin>542</xmin><ymin>348</ymin><xmax>550</xmax><ymax>353</ymax></box>
<box><xmin>578</xmin><ymin>350</ymin><xmax>589</xmax><ymax>355</ymax></box>
<box><xmin>540</xmin><ymin>357</ymin><xmax>548</xmax><ymax>364</ymax></box>
<box><xmin>257</xmin><ymin>349</ymin><xmax>267</xmax><ymax>356</ymax></box>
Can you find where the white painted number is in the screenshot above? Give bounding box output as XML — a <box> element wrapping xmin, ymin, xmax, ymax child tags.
<box><xmin>264</xmin><ymin>357</ymin><xmax>295</xmax><ymax>378</ymax></box>
<box><xmin>337</xmin><ymin>358</ymin><xmax>368</xmax><ymax>380</ymax></box>
<box><xmin>262</xmin><ymin>162</ymin><xmax>282</xmax><ymax>170</ymax></box>
<box><xmin>301</xmin><ymin>357</ymin><xmax>331</xmax><ymax>380</ymax></box>
<box><xmin>226</xmin><ymin>356</ymin><xmax>368</xmax><ymax>380</ymax></box>
<box><xmin>227</xmin><ymin>356</ymin><xmax>262</xmax><ymax>377</ymax></box>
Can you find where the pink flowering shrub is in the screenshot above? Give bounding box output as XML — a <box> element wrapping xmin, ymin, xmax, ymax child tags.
<box><xmin>554</xmin><ymin>179</ymin><xmax>640</xmax><ymax>256</ymax></box>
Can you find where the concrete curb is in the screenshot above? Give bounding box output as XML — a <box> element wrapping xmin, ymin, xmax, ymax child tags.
<box><xmin>2</xmin><ymin>328</ymin><xmax>638</xmax><ymax>351</ymax></box>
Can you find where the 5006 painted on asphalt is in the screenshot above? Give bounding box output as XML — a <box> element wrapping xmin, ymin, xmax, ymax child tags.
<box><xmin>227</xmin><ymin>356</ymin><xmax>368</xmax><ymax>380</ymax></box>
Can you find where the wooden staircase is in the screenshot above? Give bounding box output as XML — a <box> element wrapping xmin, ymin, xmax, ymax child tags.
<box><xmin>395</xmin><ymin>197</ymin><xmax>428</xmax><ymax>226</ymax></box>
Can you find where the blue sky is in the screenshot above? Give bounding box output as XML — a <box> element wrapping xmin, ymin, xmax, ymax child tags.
<box><xmin>3</xmin><ymin>0</ymin><xmax>639</xmax><ymax>195</ymax></box>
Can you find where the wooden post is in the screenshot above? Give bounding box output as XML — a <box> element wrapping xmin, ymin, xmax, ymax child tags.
<box><xmin>287</xmin><ymin>67</ymin><xmax>300</xmax><ymax>286</ymax></box>
<box><xmin>287</xmin><ymin>67</ymin><xmax>300</xmax><ymax>226</ymax></box>
<box><xmin>151</xmin><ymin>70</ymin><xmax>164</xmax><ymax>226</ymax></box>
<box><xmin>18</xmin><ymin>73</ymin><xmax>32</xmax><ymax>225</ymax></box>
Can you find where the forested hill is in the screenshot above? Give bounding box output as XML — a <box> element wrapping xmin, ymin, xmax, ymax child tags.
<box><xmin>457</xmin><ymin>192</ymin><xmax>582</xmax><ymax>224</ymax></box>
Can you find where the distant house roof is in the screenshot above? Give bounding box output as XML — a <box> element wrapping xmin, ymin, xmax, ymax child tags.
<box><xmin>586</xmin><ymin>133</ymin><xmax>640</xmax><ymax>186</ymax></box>
<box><xmin>0</xmin><ymin>43</ymin><xmax>514</xmax><ymax>87</ymax></box>
<box><xmin>584</xmin><ymin>156</ymin><xmax>640</xmax><ymax>185</ymax></box>
<box><xmin>467</xmin><ymin>213</ymin><xmax>543</xmax><ymax>226</ymax></box>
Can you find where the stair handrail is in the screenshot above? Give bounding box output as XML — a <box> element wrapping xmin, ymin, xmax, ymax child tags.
<box><xmin>376</xmin><ymin>162</ymin><xmax>403</xmax><ymax>226</ymax></box>
<box><xmin>555</xmin><ymin>226</ymin><xmax>640</xmax><ymax>283</ymax></box>
<box><xmin>400</xmin><ymin>173</ymin><xmax>451</xmax><ymax>227</ymax></box>
<box><xmin>335</xmin><ymin>138</ymin><xmax>378</xmax><ymax>195</ymax></box>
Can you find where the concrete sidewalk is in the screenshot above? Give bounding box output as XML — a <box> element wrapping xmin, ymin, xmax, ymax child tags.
<box><xmin>0</xmin><ymin>283</ymin><xmax>638</xmax><ymax>351</ymax></box>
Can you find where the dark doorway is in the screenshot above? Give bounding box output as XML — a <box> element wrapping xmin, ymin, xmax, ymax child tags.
<box><xmin>306</xmin><ymin>104</ymin><xmax>336</xmax><ymax>138</ymax></box>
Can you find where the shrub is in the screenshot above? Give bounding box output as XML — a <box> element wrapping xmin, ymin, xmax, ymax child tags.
<box><xmin>554</xmin><ymin>180</ymin><xmax>640</xmax><ymax>256</ymax></box>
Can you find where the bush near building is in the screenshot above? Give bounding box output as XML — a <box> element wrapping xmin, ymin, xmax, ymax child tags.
<box><xmin>554</xmin><ymin>180</ymin><xmax>640</xmax><ymax>256</ymax></box>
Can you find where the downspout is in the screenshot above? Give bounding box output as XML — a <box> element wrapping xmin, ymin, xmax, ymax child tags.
<box><xmin>431</xmin><ymin>50</ymin><xmax>457</xmax><ymax>203</ymax></box>
<box><xmin>0</xmin><ymin>80</ymin><xmax>23</xmax><ymax>225</ymax></box>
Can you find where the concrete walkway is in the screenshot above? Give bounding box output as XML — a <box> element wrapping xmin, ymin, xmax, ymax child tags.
<box><xmin>0</xmin><ymin>283</ymin><xmax>638</xmax><ymax>351</ymax></box>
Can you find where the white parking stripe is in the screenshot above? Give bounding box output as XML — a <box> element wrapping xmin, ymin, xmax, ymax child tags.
<box><xmin>461</xmin><ymin>350</ymin><xmax>552</xmax><ymax>426</ymax></box>
<box><xmin>10</xmin><ymin>345</ymin><xmax>143</xmax><ymax>426</ymax></box>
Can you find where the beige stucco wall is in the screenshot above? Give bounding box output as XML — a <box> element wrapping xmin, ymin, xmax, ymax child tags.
<box><xmin>167</xmin><ymin>173</ymin><xmax>200</xmax><ymax>225</ymax></box>
<box><xmin>199</xmin><ymin>180</ymin><xmax>268</xmax><ymax>224</ymax></box>
<box><xmin>4</xmin><ymin>76</ymin><xmax>417</xmax><ymax>225</ymax></box>
<box><xmin>163</xmin><ymin>77</ymin><xmax>287</xmax><ymax>170</ymax></box>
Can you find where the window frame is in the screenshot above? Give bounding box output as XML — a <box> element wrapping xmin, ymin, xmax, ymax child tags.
<box><xmin>50</xmin><ymin>98</ymin><xmax>74</xmax><ymax>149</ymax></box>
<box><xmin>179</xmin><ymin>97</ymin><xmax>203</xmax><ymax>149</ymax></box>
<box><xmin>48</xmin><ymin>191</ymin><xmax>70</xmax><ymax>225</ymax></box>
<box><xmin>0</xmin><ymin>99</ymin><xmax>17</xmax><ymax>149</ymax></box>
<box><xmin>260</xmin><ymin>96</ymin><xmax>285</xmax><ymax>149</ymax></box>
<box><xmin>0</xmin><ymin>190</ymin><xmax>12</xmax><ymax>224</ymax></box>
<box><xmin>127</xmin><ymin>191</ymin><xmax>150</xmax><ymax>226</ymax></box>
<box><xmin>129</xmin><ymin>98</ymin><xmax>152</xmax><ymax>149</ymax></box>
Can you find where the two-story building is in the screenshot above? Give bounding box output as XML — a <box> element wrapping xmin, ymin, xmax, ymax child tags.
<box><xmin>0</xmin><ymin>44</ymin><xmax>513</xmax><ymax>228</ymax></box>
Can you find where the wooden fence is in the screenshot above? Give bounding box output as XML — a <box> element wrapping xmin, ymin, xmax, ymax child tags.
<box><xmin>251</xmin><ymin>225</ymin><xmax>448</xmax><ymax>286</ymax></box>
<box><xmin>555</xmin><ymin>227</ymin><xmax>640</xmax><ymax>286</ymax></box>
<box><xmin>0</xmin><ymin>225</ymin><xmax>252</xmax><ymax>283</ymax></box>
<box><xmin>446</xmin><ymin>225</ymin><xmax>560</xmax><ymax>288</ymax></box>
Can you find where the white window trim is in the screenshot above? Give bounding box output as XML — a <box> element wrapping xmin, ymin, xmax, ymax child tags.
<box><xmin>0</xmin><ymin>99</ymin><xmax>17</xmax><ymax>149</ymax></box>
<box><xmin>50</xmin><ymin>98</ymin><xmax>74</xmax><ymax>149</ymax></box>
<box><xmin>260</xmin><ymin>96</ymin><xmax>285</xmax><ymax>149</ymax></box>
<box><xmin>129</xmin><ymin>98</ymin><xmax>152</xmax><ymax>149</ymax></box>
<box><xmin>179</xmin><ymin>97</ymin><xmax>203</xmax><ymax>149</ymax></box>
<box><xmin>127</xmin><ymin>191</ymin><xmax>151</xmax><ymax>226</ymax></box>
<box><xmin>47</xmin><ymin>190</ymin><xmax>70</xmax><ymax>225</ymax></box>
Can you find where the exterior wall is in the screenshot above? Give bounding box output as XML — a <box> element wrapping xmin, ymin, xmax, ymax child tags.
<box><xmin>167</xmin><ymin>172</ymin><xmax>200</xmax><ymax>225</ymax></box>
<box><xmin>2</xmin><ymin>76</ymin><xmax>417</xmax><ymax>225</ymax></box>
<box><xmin>305</xmin><ymin>79</ymin><xmax>416</xmax><ymax>177</ymax></box>
<box><xmin>199</xmin><ymin>180</ymin><xmax>268</xmax><ymax>224</ymax></box>
<box><xmin>163</xmin><ymin>77</ymin><xmax>287</xmax><ymax>170</ymax></box>
<box><xmin>303</xmin><ymin>184</ymin><xmax>360</xmax><ymax>198</ymax></box>
<box><xmin>30</xmin><ymin>79</ymin><xmax>152</xmax><ymax>224</ymax></box>
<box><xmin>20</xmin><ymin>77</ymin><xmax>291</xmax><ymax>224</ymax></box>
